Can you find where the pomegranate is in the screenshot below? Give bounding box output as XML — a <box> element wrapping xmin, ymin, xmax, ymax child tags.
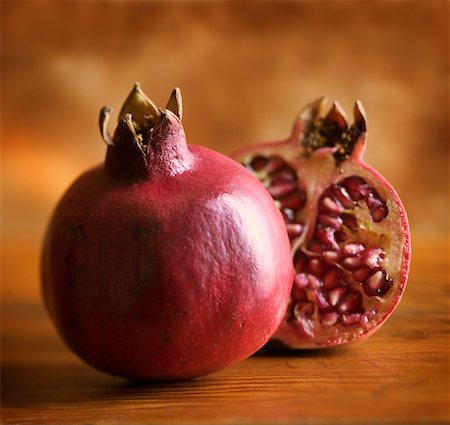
<box><xmin>41</xmin><ymin>84</ymin><xmax>293</xmax><ymax>380</ymax></box>
<box><xmin>233</xmin><ymin>98</ymin><xmax>410</xmax><ymax>348</ymax></box>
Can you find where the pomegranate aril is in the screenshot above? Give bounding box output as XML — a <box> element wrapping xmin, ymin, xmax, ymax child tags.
<box><xmin>363</xmin><ymin>270</ymin><xmax>391</xmax><ymax>297</ymax></box>
<box><xmin>294</xmin><ymin>301</ymin><xmax>314</xmax><ymax>318</ymax></box>
<box><xmin>294</xmin><ymin>273</ymin><xmax>309</xmax><ymax>289</ymax></box>
<box><xmin>341</xmin><ymin>313</ymin><xmax>362</xmax><ymax>327</ymax></box>
<box><xmin>338</xmin><ymin>292</ymin><xmax>362</xmax><ymax>314</ymax></box>
<box><xmin>282</xmin><ymin>208</ymin><xmax>296</xmax><ymax>222</ymax></box>
<box><xmin>329</xmin><ymin>286</ymin><xmax>346</xmax><ymax>306</ymax></box>
<box><xmin>308</xmin><ymin>258</ymin><xmax>322</xmax><ymax>275</ymax></box>
<box><xmin>352</xmin><ymin>266</ymin><xmax>370</xmax><ymax>282</ymax></box>
<box><xmin>249</xmin><ymin>155</ymin><xmax>268</xmax><ymax>171</ymax></box>
<box><xmin>335</xmin><ymin>230</ymin><xmax>348</xmax><ymax>242</ymax></box>
<box><xmin>343</xmin><ymin>243</ymin><xmax>365</xmax><ymax>256</ymax></box>
<box><xmin>308</xmin><ymin>240</ymin><xmax>323</xmax><ymax>253</ymax></box>
<box><xmin>279</xmin><ymin>191</ymin><xmax>306</xmax><ymax>210</ymax></box>
<box><xmin>312</xmin><ymin>291</ymin><xmax>329</xmax><ymax>310</ymax></box>
<box><xmin>342</xmin><ymin>214</ymin><xmax>358</xmax><ymax>230</ymax></box>
<box><xmin>266</xmin><ymin>157</ymin><xmax>285</xmax><ymax>174</ymax></box>
<box><xmin>314</xmin><ymin>228</ymin><xmax>339</xmax><ymax>250</ymax></box>
<box><xmin>341</xmin><ymin>256</ymin><xmax>362</xmax><ymax>270</ymax></box>
<box><xmin>332</xmin><ymin>185</ymin><xmax>355</xmax><ymax>208</ymax></box>
<box><xmin>268</xmin><ymin>182</ymin><xmax>297</xmax><ymax>199</ymax></box>
<box><xmin>287</xmin><ymin>223</ymin><xmax>303</xmax><ymax>238</ymax></box>
<box><xmin>372</xmin><ymin>205</ymin><xmax>388</xmax><ymax>222</ymax></box>
<box><xmin>321</xmin><ymin>312</ymin><xmax>339</xmax><ymax>327</ymax></box>
<box><xmin>318</xmin><ymin>214</ymin><xmax>342</xmax><ymax>229</ymax></box>
<box><xmin>294</xmin><ymin>251</ymin><xmax>307</xmax><ymax>272</ymax></box>
<box><xmin>321</xmin><ymin>197</ymin><xmax>344</xmax><ymax>215</ymax></box>
<box><xmin>363</xmin><ymin>248</ymin><xmax>383</xmax><ymax>269</ymax></box>
<box><xmin>343</xmin><ymin>176</ymin><xmax>366</xmax><ymax>201</ymax></box>
<box><xmin>270</xmin><ymin>166</ymin><xmax>297</xmax><ymax>184</ymax></box>
<box><xmin>323</xmin><ymin>251</ymin><xmax>339</xmax><ymax>262</ymax></box>
<box><xmin>292</xmin><ymin>285</ymin><xmax>307</xmax><ymax>302</ymax></box>
<box><xmin>323</xmin><ymin>268</ymin><xmax>342</xmax><ymax>289</ymax></box>
<box><xmin>307</xmin><ymin>275</ymin><xmax>322</xmax><ymax>290</ymax></box>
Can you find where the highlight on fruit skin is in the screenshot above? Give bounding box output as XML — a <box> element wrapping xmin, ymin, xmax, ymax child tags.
<box><xmin>233</xmin><ymin>97</ymin><xmax>411</xmax><ymax>349</ymax></box>
<box><xmin>41</xmin><ymin>84</ymin><xmax>293</xmax><ymax>380</ymax></box>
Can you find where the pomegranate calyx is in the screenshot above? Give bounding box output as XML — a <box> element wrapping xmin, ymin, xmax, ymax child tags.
<box><xmin>118</xmin><ymin>82</ymin><xmax>160</xmax><ymax>128</ymax></box>
<box><xmin>165</xmin><ymin>87</ymin><xmax>183</xmax><ymax>120</ymax></box>
<box><xmin>103</xmin><ymin>85</ymin><xmax>193</xmax><ymax>181</ymax></box>
<box><xmin>298</xmin><ymin>99</ymin><xmax>367</xmax><ymax>163</ymax></box>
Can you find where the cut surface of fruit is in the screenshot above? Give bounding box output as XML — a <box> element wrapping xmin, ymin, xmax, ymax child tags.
<box><xmin>234</xmin><ymin>98</ymin><xmax>410</xmax><ymax>348</ymax></box>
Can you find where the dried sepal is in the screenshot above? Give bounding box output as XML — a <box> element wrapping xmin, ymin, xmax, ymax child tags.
<box><xmin>166</xmin><ymin>87</ymin><xmax>183</xmax><ymax>120</ymax></box>
<box><xmin>118</xmin><ymin>83</ymin><xmax>160</xmax><ymax>127</ymax></box>
<box><xmin>99</xmin><ymin>106</ymin><xmax>114</xmax><ymax>146</ymax></box>
<box><xmin>300</xmin><ymin>99</ymin><xmax>368</xmax><ymax>162</ymax></box>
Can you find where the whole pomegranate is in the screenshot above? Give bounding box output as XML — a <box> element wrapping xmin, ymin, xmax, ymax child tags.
<box><xmin>41</xmin><ymin>84</ymin><xmax>293</xmax><ymax>380</ymax></box>
<box><xmin>233</xmin><ymin>98</ymin><xmax>410</xmax><ymax>349</ymax></box>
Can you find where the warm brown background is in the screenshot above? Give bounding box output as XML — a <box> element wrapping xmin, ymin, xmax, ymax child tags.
<box><xmin>1</xmin><ymin>1</ymin><xmax>449</xmax><ymax>424</ymax></box>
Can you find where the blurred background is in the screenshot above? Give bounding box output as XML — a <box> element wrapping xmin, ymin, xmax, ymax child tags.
<box><xmin>1</xmin><ymin>0</ymin><xmax>449</xmax><ymax>304</ymax></box>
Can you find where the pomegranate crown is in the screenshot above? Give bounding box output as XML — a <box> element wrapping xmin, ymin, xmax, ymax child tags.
<box><xmin>99</xmin><ymin>83</ymin><xmax>183</xmax><ymax>148</ymax></box>
<box><xmin>100</xmin><ymin>84</ymin><xmax>192</xmax><ymax>180</ymax></box>
<box><xmin>296</xmin><ymin>97</ymin><xmax>367</xmax><ymax>162</ymax></box>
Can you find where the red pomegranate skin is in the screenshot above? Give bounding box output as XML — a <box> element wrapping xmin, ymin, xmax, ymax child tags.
<box><xmin>42</xmin><ymin>88</ymin><xmax>293</xmax><ymax>380</ymax></box>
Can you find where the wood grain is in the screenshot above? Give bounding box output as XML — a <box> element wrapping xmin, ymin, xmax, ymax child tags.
<box><xmin>1</xmin><ymin>237</ymin><xmax>449</xmax><ymax>424</ymax></box>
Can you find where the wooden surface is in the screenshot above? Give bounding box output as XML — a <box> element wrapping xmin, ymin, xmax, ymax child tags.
<box><xmin>1</xmin><ymin>237</ymin><xmax>449</xmax><ymax>424</ymax></box>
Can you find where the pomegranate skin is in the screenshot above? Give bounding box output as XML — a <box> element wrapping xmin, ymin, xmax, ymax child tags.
<box><xmin>41</xmin><ymin>87</ymin><xmax>293</xmax><ymax>380</ymax></box>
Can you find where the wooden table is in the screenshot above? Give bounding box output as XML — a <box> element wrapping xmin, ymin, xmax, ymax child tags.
<box><xmin>2</xmin><ymin>237</ymin><xmax>449</xmax><ymax>424</ymax></box>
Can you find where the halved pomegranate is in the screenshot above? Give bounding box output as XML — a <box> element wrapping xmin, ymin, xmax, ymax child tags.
<box><xmin>233</xmin><ymin>98</ymin><xmax>410</xmax><ymax>348</ymax></box>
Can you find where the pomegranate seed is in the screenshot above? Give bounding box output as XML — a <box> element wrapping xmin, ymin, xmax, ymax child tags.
<box><xmin>294</xmin><ymin>273</ymin><xmax>309</xmax><ymax>289</ymax></box>
<box><xmin>363</xmin><ymin>248</ymin><xmax>383</xmax><ymax>269</ymax></box>
<box><xmin>343</xmin><ymin>176</ymin><xmax>366</xmax><ymax>201</ymax></box>
<box><xmin>321</xmin><ymin>312</ymin><xmax>339</xmax><ymax>327</ymax></box>
<box><xmin>270</xmin><ymin>166</ymin><xmax>296</xmax><ymax>184</ymax></box>
<box><xmin>268</xmin><ymin>182</ymin><xmax>297</xmax><ymax>199</ymax></box>
<box><xmin>318</xmin><ymin>214</ymin><xmax>343</xmax><ymax>229</ymax></box>
<box><xmin>312</xmin><ymin>291</ymin><xmax>329</xmax><ymax>310</ymax></box>
<box><xmin>294</xmin><ymin>301</ymin><xmax>314</xmax><ymax>318</ymax></box>
<box><xmin>266</xmin><ymin>157</ymin><xmax>285</xmax><ymax>174</ymax></box>
<box><xmin>308</xmin><ymin>258</ymin><xmax>322</xmax><ymax>275</ymax></box>
<box><xmin>340</xmin><ymin>313</ymin><xmax>362</xmax><ymax>326</ymax></box>
<box><xmin>280</xmin><ymin>191</ymin><xmax>306</xmax><ymax>210</ymax></box>
<box><xmin>329</xmin><ymin>286</ymin><xmax>346</xmax><ymax>306</ymax></box>
<box><xmin>282</xmin><ymin>208</ymin><xmax>295</xmax><ymax>222</ymax></box>
<box><xmin>341</xmin><ymin>256</ymin><xmax>362</xmax><ymax>270</ymax></box>
<box><xmin>323</xmin><ymin>268</ymin><xmax>341</xmax><ymax>289</ymax></box>
<box><xmin>363</xmin><ymin>270</ymin><xmax>391</xmax><ymax>297</ymax></box>
<box><xmin>287</xmin><ymin>223</ymin><xmax>303</xmax><ymax>238</ymax></box>
<box><xmin>321</xmin><ymin>197</ymin><xmax>344</xmax><ymax>215</ymax></box>
<box><xmin>338</xmin><ymin>292</ymin><xmax>362</xmax><ymax>313</ymax></box>
<box><xmin>323</xmin><ymin>250</ymin><xmax>339</xmax><ymax>263</ymax></box>
<box><xmin>342</xmin><ymin>214</ymin><xmax>358</xmax><ymax>230</ymax></box>
<box><xmin>293</xmin><ymin>315</ymin><xmax>315</xmax><ymax>339</ymax></box>
<box><xmin>249</xmin><ymin>155</ymin><xmax>268</xmax><ymax>171</ymax></box>
<box><xmin>342</xmin><ymin>243</ymin><xmax>365</xmax><ymax>256</ymax></box>
<box><xmin>372</xmin><ymin>205</ymin><xmax>388</xmax><ymax>222</ymax></box>
<box><xmin>308</xmin><ymin>240</ymin><xmax>323</xmax><ymax>253</ymax></box>
<box><xmin>314</xmin><ymin>228</ymin><xmax>339</xmax><ymax>250</ymax></box>
<box><xmin>332</xmin><ymin>185</ymin><xmax>355</xmax><ymax>208</ymax></box>
<box><xmin>335</xmin><ymin>230</ymin><xmax>348</xmax><ymax>242</ymax></box>
<box><xmin>307</xmin><ymin>275</ymin><xmax>322</xmax><ymax>290</ymax></box>
<box><xmin>352</xmin><ymin>266</ymin><xmax>370</xmax><ymax>282</ymax></box>
<box><xmin>294</xmin><ymin>251</ymin><xmax>307</xmax><ymax>272</ymax></box>
<box><xmin>292</xmin><ymin>283</ymin><xmax>307</xmax><ymax>302</ymax></box>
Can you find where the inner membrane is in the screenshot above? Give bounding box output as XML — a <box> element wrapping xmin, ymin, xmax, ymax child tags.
<box><xmin>246</xmin><ymin>155</ymin><xmax>392</xmax><ymax>342</ymax></box>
